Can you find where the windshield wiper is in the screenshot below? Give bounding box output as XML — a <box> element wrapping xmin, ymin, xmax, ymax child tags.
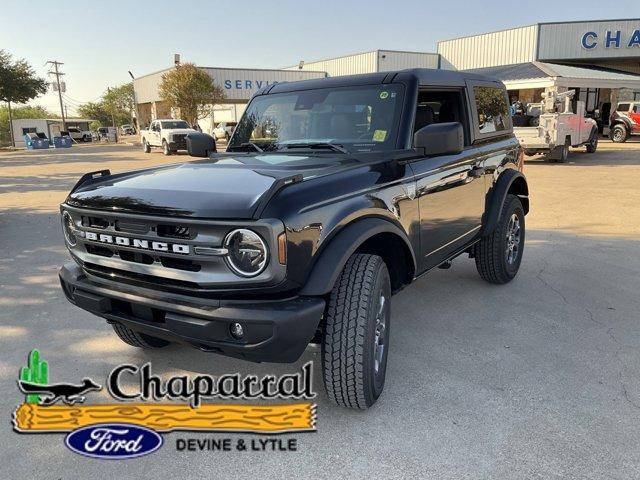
<box><xmin>228</xmin><ymin>142</ymin><xmax>264</xmax><ymax>153</ymax></box>
<box><xmin>280</xmin><ymin>142</ymin><xmax>348</xmax><ymax>154</ymax></box>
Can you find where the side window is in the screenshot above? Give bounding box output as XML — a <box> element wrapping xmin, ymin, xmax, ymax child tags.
<box><xmin>617</xmin><ymin>103</ymin><xmax>630</xmax><ymax>112</ymax></box>
<box><xmin>633</xmin><ymin>105</ymin><xmax>640</xmax><ymax>113</ymax></box>
<box><xmin>473</xmin><ymin>86</ymin><xmax>510</xmax><ymax>134</ymax></box>
<box><xmin>413</xmin><ymin>89</ymin><xmax>469</xmax><ymax>145</ymax></box>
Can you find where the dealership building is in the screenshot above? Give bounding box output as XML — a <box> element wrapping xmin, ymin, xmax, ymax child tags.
<box><xmin>134</xmin><ymin>18</ymin><xmax>640</xmax><ymax>131</ymax></box>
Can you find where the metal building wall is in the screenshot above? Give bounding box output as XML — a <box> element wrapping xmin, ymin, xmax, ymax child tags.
<box><xmin>377</xmin><ymin>50</ymin><xmax>440</xmax><ymax>71</ymax></box>
<box><xmin>538</xmin><ymin>20</ymin><xmax>640</xmax><ymax>62</ymax></box>
<box><xmin>437</xmin><ymin>25</ymin><xmax>538</xmax><ymax>70</ymax></box>
<box><xmin>134</xmin><ymin>67</ymin><xmax>326</xmax><ymax>104</ymax></box>
<box><xmin>284</xmin><ymin>51</ymin><xmax>378</xmax><ymax>76</ymax></box>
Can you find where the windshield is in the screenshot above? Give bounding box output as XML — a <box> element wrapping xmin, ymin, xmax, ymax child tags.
<box><xmin>229</xmin><ymin>84</ymin><xmax>404</xmax><ymax>153</ymax></box>
<box><xmin>161</xmin><ymin>121</ymin><xmax>190</xmax><ymax>129</ymax></box>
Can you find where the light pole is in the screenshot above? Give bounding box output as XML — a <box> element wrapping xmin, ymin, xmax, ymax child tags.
<box><xmin>128</xmin><ymin>70</ymin><xmax>140</xmax><ymax>131</ymax></box>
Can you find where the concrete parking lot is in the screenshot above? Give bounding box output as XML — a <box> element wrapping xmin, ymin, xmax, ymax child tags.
<box><xmin>1</xmin><ymin>141</ymin><xmax>639</xmax><ymax>479</ymax></box>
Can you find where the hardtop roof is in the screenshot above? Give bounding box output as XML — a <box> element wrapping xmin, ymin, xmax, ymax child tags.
<box><xmin>264</xmin><ymin>68</ymin><xmax>502</xmax><ymax>95</ymax></box>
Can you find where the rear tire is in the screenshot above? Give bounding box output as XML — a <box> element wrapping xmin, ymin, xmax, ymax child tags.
<box><xmin>611</xmin><ymin>124</ymin><xmax>628</xmax><ymax>143</ymax></box>
<box><xmin>322</xmin><ymin>254</ymin><xmax>391</xmax><ymax>409</ymax></box>
<box><xmin>474</xmin><ymin>194</ymin><xmax>525</xmax><ymax>284</ymax></box>
<box><xmin>586</xmin><ymin>134</ymin><xmax>598</xmax><ymax>153</ymax></box>
<box><xmin>549</xmin><ymin>138</ymin><xmax>569</xmax><ymax>163</ymax></box>
<box><xmin>112</xmin><ymin>323</ymin><xmax>170</xmax><ymax>349</ymax></box>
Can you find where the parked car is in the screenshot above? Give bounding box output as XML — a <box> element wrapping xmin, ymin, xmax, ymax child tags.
<box><xmin>513</xmin><ymin>89</ymin><xmax>598</xmax><ymax>162</ymax></box>
<box><xmin>212</xmin><ymin>122</ymin><xmax>237</xmax><ymax>141</ymax></box>
<box><xmin>120</xmin><ymin>124</ymin><xmax>136</xmax><ymax>135</ymax></box>
<box><xmin>609</xmin><ymin>101</ymin><xmax>640</xmax><ymax>143</ymax></box>
<box><xmin>140</xmin><ymin>119</ymin><xmax>197</xmax><ymax>155</ymax></box>
<box><xmin>59</xmin><ymin>69</ymin><xmax>529</xmax><ymax>409</ymax></box>
<box><xmin>66</xmin><ymin>126</ymin><xmax>92</xmax><ymax>142</ymax></box>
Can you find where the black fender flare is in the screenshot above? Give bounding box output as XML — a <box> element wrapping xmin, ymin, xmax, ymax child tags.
<box><xmin>612</xmin><ymin>119</ymin><xmax>631</xmax><ymax>132</ymax></box>
<box><xmin>587</xmin><ymin>125</ymin><xmax>598</xmax><ymax>143</ymax></box>
<box><xmin>481</xmin><ymin>170</ymin><xmax>529</xmax><ymax>236</ymax></box>
<box><xmin>300</xmin><ymin>217</ymin><xmax>416</xmax><ymax>296</ymax></box>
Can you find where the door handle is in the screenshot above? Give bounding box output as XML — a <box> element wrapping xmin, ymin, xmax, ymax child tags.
<box><xmin>469</xmin><ymin>166</ymin><xmax>485</xmax><ymax>178</ymax></box>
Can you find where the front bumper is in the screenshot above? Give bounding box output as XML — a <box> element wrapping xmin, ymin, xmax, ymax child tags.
<box><xmin>59</xmin><ymin>263</ymin><xmax>325</xmax><ymax>363</ymax></box>
<box><xmin>169</xmin><ymin>139</ymin><xmax>187</xmax><ymax>150</ymax></box>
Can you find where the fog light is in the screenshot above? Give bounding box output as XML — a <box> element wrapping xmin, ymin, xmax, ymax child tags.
<box><xmin>230</xmin><ymin>322</ymin><xmax>244</xmax><ymax>339</ymax></box>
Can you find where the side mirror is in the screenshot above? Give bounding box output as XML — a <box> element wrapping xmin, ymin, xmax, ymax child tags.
<box><xmin>414</xmin><ymin>122</ymin><xmax>464</xmax><ymax>157</ymax></box>
<box><xmin>186</xmin><ymin>132</ymin><xmax>217</xmax><ymax>157</ymax></box>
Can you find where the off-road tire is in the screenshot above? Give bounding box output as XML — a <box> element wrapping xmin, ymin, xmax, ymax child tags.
<box><xmin>162</xmin><ymin>140</ymin><xmax>171</xmax><ymax>155</ymax></box>
<box><xmin>322</xmin><ymin>254</ymin><xmax>391</xmax><ymax>409</ymax></box>
<box><xmin>112</xmin><ymin>323</ymin><xmax>170</xmax><ymax>349</ymax></box>
<box><xmin>586</xmin><ymin>134</ymin><xmax>598</xmax><ymax>153</ymax></box>
<box><xmin>611</xmin><ymin>124</ymin><xmax>628</xmax><ymax>143</ymax></box>
<box><xmin>142</xmin><ymin>139</ymin><xmax>151</xmax><ymax>153</ymax></box>
<box><xmin>549</xmin><ymin>138</ymin><xmax>569</xmax><ymax>163</ymax></box>
<box><xmin>474</xmin><ymin>194</ymin><xmax>525</xmax><ymax>284</ymax></box>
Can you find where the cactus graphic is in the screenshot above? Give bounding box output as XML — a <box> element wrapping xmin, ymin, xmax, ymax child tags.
<box><xmin>19</xmin><ymin>349</ymin><xmax>49</xmax><ymax>404</ymax></box>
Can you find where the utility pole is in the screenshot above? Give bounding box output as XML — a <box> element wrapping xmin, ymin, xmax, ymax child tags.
<box><xmin>47</xmin><ymin>60</ymin><xmax>66</xmax><ymax>130</ymax></box>
<box><xmin>107</xmin><ymin>87</ymin><xmax>119</xmax><ymax>143</ymax></box>
<box><xmin>128</xmin><ymin>70</ymin><xmax>140</xmax><ymax>131</ymax></box>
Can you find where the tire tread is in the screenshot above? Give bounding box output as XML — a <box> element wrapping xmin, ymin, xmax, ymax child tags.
<box><xmin>322</xmin><ymin>254</ymin><xmax>384</xmax><ymax>409</ymax></box>
<box><xmin>112</xmin><ymin>323</ymin><xmax>169</xmax><ymax>348</ymax></box>
<box><xmin>474</xmin><ymin>194</ymin><xmax>524</xmax><ymax>284</ymax></box>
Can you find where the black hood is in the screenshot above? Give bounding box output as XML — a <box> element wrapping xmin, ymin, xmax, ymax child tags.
<box><xmin>65</xmin><ymin>153</ymin><xmax>355</xmax><ymax>218</ymax></box>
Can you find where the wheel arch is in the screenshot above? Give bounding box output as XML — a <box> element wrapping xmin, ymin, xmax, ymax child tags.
<box><xmin>482</xmin><ymin>170</ymin><xmax>529</xmax><ymax>237</ymax></box>
<box><xmin>299</xmin><ymin>217</ymin><xmax>416</xmax><ymax>296</ymax></box>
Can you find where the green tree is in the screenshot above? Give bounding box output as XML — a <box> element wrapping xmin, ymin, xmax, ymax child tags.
<box><xmin>104</xmin><ymin>83</ymin><xmax>135</xmax><ymax>125</ymax></box>
<box><xmin>77</xmin><ymin>101</ymin><xmax>111</xmax><ymax>127</ymax></box>
<box><xmin>159</xmin><ymin>63</ymin><xmax>225</xmax><ymax>126</ymax></box>
<box><xmin>0</xmin><ymin>50</ymin><xmax>48</xmax><ymax>146</ymax></box>
<box><xmin>77</xmin><ymin>83</ymin><xmax>134</xmax><ymax>129</ymax></box>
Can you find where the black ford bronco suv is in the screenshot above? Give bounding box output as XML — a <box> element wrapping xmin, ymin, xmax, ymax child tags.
<box><xmin>59</xmin><ymin>69</ymin><xmax>529</xmax><ymax>409</ymax></box>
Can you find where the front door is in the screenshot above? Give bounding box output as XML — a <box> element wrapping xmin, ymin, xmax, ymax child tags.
<box><xmin>410</xmin><ymin>149</ymin><xmax>485</xmax><ymax>271</ymax></box>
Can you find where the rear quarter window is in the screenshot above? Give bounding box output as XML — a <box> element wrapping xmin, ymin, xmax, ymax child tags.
<box><xmin>473</xmin><ymin>86</ymin><xmax>510</xmax><ymax>135</ymax></box>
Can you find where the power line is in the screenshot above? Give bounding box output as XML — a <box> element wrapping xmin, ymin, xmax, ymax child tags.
<box><xmin>61</xmin><ymin>92</ymin><xmax>92</xmax><ymax>105</ymax></box>
<box><xmin>46</xmin><ymin>60</ymin><xmax>67</xmax><ymax>130</ymax></box>
<box><xmin>61</xmin><ymin>94</ymin><xmax>86</xmax><ymax>108</ymax></box>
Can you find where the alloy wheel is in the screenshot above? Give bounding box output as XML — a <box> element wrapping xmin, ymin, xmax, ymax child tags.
<box><xmin>505</xmin><ymin>213</ymin><xmax>521</xmax><ymax>265</ymax></box>
<box><xmin>373</xmin><ymin>293</ymin><xmax>387</xmax><ymax>376</ymax></box>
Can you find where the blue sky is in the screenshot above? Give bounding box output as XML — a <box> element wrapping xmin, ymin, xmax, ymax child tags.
<box><xmin>2</xmin><ymin>0</ymin><xmax>638</xmax><ymax>114</ymax></box>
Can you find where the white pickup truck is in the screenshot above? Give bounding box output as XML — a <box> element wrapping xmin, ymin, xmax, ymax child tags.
<box><xmin>514</xmin><ymin>90</ymin><xmax>598</xmax><ymax>162</ymax></box>
<box><xmin>140</xmin><ymin>119</ymin><xmax>197</xmax><ymax>155</ymax></box>
<box><xmin>66</xmin><ymin>126</ymin><xmax>92</xmax><ymax>142</ymax></box>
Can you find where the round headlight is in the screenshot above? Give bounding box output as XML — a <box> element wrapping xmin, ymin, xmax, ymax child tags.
<box><xmin>224</xmin><ymin>229</ymin><xmax>268</xmax><ymax>277</ymax></box>
<box><xmin>62</xmin><ymin>211</ymin><xmax>77</xmax><ymax>246</ymax></box>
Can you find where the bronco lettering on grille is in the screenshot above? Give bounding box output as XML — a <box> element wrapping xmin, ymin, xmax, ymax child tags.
<box><xmin>85</xmin><ymin>231</ymin><xmax>189</xmax><ymax>254</ymax></box>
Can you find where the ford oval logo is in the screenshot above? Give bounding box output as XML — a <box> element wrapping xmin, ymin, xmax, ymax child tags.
<box><xmin>65</xmin><ymin>423</ymin><xmax>163</xmax><ymax>459</ymax></box>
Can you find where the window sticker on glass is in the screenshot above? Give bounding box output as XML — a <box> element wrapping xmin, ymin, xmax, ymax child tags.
<box><xmin>379</xmin><ymin>91</ymin><xmax>389</xmax><ymax>100</ymax></box>
<box><xmin>373</xmin><ymin>130</ymin><xmax>387</xmax><ymax>142</ymax></box>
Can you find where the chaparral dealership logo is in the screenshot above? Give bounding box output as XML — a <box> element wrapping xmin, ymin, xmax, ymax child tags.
<box><xmin>13</xmin><ymin>350</ymin><xmax>316</xmax><ymax>459</ymax></box>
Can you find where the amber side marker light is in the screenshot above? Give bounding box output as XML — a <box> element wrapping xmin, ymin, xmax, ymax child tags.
<box><xmin>278</xmin><ymin>233</ymin><xmax>287</xmax><ymax>265</ymax></box>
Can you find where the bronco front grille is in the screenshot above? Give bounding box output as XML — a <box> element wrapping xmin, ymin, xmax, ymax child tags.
<box><xmin>62</xmin><ymin>207</ymin><xmax>285</xmax><ymax>291</ymax></box>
